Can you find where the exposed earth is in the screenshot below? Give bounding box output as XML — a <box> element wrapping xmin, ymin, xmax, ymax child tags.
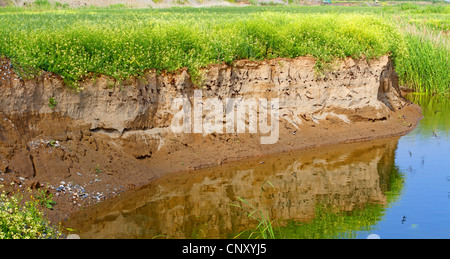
<box><xmin>0</xmin><ymin>56</ymin><xmax>422</xmax><ymax>229</ymax></box>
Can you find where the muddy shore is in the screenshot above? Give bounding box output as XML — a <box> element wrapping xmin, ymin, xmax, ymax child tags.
<box><xmin>0</xmin><ymin>56</ymin><xmax>422</xmax><ymax>227</ymax></box>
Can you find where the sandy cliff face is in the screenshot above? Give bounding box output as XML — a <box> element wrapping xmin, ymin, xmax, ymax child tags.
<box><xmin>0</xmin><ymin>55</ymin><xmax>410</xmax><ymax>141</ymax></box>
<box><xmin>1</xmin><ymin>56</ymin><xmax>404</xmax><ymax>132</ymax></box>
<box><xmin>0</xmin><ymin>56</ymin><xmax>421</xmax><ymax>221</ymax></box>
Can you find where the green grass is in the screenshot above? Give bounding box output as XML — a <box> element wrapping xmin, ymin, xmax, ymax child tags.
<box><xmin>0</xmin><ymin>6</ymin><xmax>405</xmax><ymax>88</ymax></box>
<box><xmin>0</xmin><ymin>4</ymin><xmax>448</xmax><ymax>93</ymax></box>
<box><xmin>390</xmin><ymin>6</ymin><xmax>449</xmax><ymax>94</ymax></box>
<box><xmin>396</xmin><ymin>33</ymin><xmax>449</xmax><ymax>94</ymax></box>
<box><xmin>383</xmin><ymin>4</ymin><xmax>449</xmax><ymax>94</ymax></box>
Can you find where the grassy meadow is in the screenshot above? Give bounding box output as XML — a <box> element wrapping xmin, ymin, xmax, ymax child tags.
<box><xmin>0</xmin><ymin>3</ymin><xmax>448</xmax><ymax>92</ymax></box>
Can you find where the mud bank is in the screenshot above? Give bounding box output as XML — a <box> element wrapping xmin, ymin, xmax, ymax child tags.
<box><xmin>0</xmin><ymin>56</ymin><xmax>421</xmax><ymax>223</ymax></box>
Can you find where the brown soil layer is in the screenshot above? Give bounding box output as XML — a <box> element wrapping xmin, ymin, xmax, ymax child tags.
<box><xmin>0</xmin><ymin>56</ymin><xmax>422</xmax><ymax>228</ymax></box>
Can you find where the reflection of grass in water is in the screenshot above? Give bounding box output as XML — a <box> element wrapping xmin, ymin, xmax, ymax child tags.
<box><xmin>280</xmin><ymin>163</ymin><xmax>405</xmax><ymax>239</ymax></box>
<box><xmin>406</xmin><ymin>93</ymin><xmax>450</xmax><ymax>133</ymax></box>
<box><xmin>282</xmin><ymin>204</ymin><xmax>382</xmax><ymax>239</ymax></box>
<box><xmin>232</xmin><ymin>162</ymin><xmax>405</xmax><ymax>239</ymax></box>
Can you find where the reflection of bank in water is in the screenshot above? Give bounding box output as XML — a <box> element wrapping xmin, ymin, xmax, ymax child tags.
<box><xmin>64</xmin><ymin>136</ymin><xmax>404</xmax><ymax>239</ymax></box>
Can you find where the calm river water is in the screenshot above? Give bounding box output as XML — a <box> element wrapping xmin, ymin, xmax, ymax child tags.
<box><xmin>65</xmin><ymin>94</ymin><xmax>449</xmax><ymax>239</ymax></box>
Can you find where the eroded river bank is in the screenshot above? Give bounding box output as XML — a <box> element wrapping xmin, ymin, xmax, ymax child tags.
<box><xmin>0</xmin><ymin>56</ymin><xmax>422</xmax><ymax>233</ymax></box>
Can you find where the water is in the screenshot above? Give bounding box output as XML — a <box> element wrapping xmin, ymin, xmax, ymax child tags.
<box><xmin>65</xmin><ymin>94</ymin><xmax>449</xmax><ymax>239</ymax></box>
<box><xmin>354</xmin><ymin>94</ymin><xmax>450</xmax><ymax>239</ymax></box>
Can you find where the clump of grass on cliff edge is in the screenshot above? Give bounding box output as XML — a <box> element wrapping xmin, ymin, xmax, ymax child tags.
<box><xmin>0</xmin><ymin>7</ymin><xmax>406</xmax><ymax>90</ymax></box>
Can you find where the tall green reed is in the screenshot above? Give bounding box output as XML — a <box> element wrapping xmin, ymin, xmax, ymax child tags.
<box><xmin>230</xmin><ymin>181</ymin><xmax>280</xmax><ymax>239</ymax></box>
<box><xmin>395</xmin><ymin>24</ymin><xmax>449</xmax><ymax>94</ymax></box>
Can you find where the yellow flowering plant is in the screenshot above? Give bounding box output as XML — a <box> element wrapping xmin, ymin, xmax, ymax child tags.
<box><xmin>0</xmin><ymin>192</ymin><xmax>63</xmax><ymax>239</ymax></box>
